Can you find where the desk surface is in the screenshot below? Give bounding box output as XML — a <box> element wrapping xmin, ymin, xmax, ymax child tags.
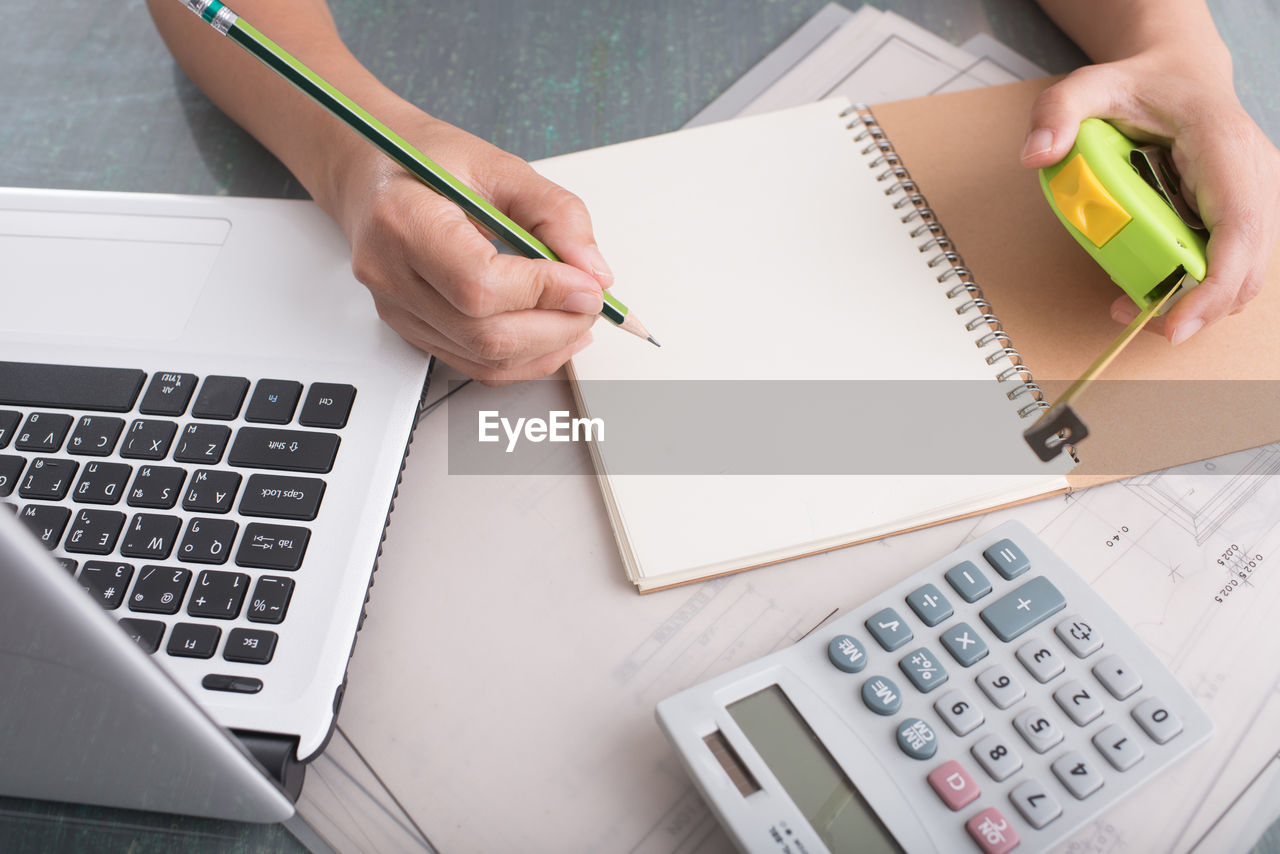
<box><xmin>2</xmin><ymin>1</ymin><xmax>1278</xmax><ymax>851</ymax></box>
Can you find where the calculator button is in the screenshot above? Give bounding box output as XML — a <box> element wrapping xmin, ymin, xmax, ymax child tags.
<box><xmin>1015</xmin><ymin>640</ymin><xmax>1065</xmax><ymax>683</ymax></box>
<box><xmin>926</xmin><ymin>760</ymin><xmax>980</xmax><ymax>811</ymax></box>
<box><xmin>899</xmin><ymin>647</ymin><xmax>948</xmax><ymax>693</ymax></box>
<box><xmin>905</xmin><ymin>583</ymin><xmax>953</xmax><ymax>626</ymax></box>
<box><xmin>827</xmin><ymin>634</ymin><xmax>868</xmax><ymax>673</ymax></box>
<box><xmin>1092</xmin><ymin>654</ymin><xmax>1141</xmax><ymax>699</ymax></box>
<box><xmin>1051</xmin><ymin>751</ymin><xmax>1105</xmax><ymax>799</ymax></box>
<box><xmin>966</xmin><ymin>807</ymin><xmax>1019</xmax><ymax>854</ymax></box>
<box><xmin>979</xmin><ymin>576</ymin><xmax>1067</xmax><ymax>642</ymax></box>
<box><xmin>1009</xmin><ymin>779</ymin><xmax>1063</xmax><ymax>829</ymax></box>
<box><xmin>939</xmin><ymin>622</ymin><xmax>989</xmax><ymax>668</ymax></box>
<box><xmin>895</xmin><ymin>717</ymin><xmax>937</xmax><ymax>761</ymax></box>
<box><xmin>944</xmin><ymin>560</ymin><xmax>991</xmax><ymax>602</ymax></box>
<box><xmin>934</xmin><ymin>690</ymin><xmax>985</xmax><ymax>736</ymax></box>
<box><xmin>865</xmin><ymin>607</ymin><xmax>913</xmax><ymax>651</ymax></box>
<box><xmin>1012</xmin><ymin>706</ymin><xmax>1064</xmax><ymax>754</ymax></box>
<box><xmin>861</xmin><ymin>676</ymin><xmax>902</xmax><ymax>716</ymax></box>
<box><xmin>1053</xmin><ymin>680</ymin><xmax>1105</xmax><ymax>726</ymax></box>
<box><xmin>976</xmin><ymin>664</ymin><xmax>1026</xmax><ymax>709</ymax></box>
<box><xmin>1092</xmin><ymin>724</ymin><xmax>1145</xmax><ymax>771</ymax></box>
<box><xmin>1054</xmin><ymin>615</ymin><xmax>1103</xmax><ymax>658</ymax></box>
<box><xmin>1132</xmin><ymin>698</ymin><xmax>1183</xmax><ymax>744</ymax></box>
<box><xmin>983</xmin><ymin>538</ymin><xmax>1031</xmax><ymax>579</ymax></box>
<box><xmin>972</xmin><ymin>733</ymin><xmax>1023</xmax><ymax>781</ymax></box>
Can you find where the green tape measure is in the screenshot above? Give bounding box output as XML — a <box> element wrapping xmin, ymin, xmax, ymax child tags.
<box><xmin>1039</xmin><ymin>118</ymin><xmax>1208</xmax><ymax>310</ymax></box>
<box><xmin>1024</xmin><ymin>120</ymin><xmax>1211</xmax><ymax>463</ymax></box>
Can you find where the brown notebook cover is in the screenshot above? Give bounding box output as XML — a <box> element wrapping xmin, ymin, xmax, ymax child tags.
<box><xmin>873</xmin><ymin>78</ymin><xmax>1280</xmax><ymax>488</ymax></box>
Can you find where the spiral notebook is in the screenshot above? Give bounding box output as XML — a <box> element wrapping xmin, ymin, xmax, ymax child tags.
<box><xmin>538</xmin><ymin>86</ymin><xmax>1278</xmax><ymax>591</ymax></box>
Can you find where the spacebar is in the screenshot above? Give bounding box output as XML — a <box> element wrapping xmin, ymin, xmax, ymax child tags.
<box><xmin>0</xmin><ymin>361</ymin><xmax>147</xmax><ymax>412</ymax></box>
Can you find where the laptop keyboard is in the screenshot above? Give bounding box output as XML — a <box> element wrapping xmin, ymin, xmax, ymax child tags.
<box><xmin>0</xmin><ymin>361</ymin><xmax>355</xmax><ymax>695</ymax></box>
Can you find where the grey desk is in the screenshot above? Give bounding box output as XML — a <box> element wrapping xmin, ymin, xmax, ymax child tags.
<box><xmin>1</xmin><ymin>1</ymin><xmax>1277</xmax><ymax>851</ymax></box>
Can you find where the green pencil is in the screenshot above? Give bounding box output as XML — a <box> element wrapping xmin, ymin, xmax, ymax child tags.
<box><xmin>179</xmin><ymin>0</ymin><xmax>657</xmax><ymax>346</ymax></box>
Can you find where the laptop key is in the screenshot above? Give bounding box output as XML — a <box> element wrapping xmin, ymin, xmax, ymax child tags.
<box><xmin>56</xmin><ymin>558</ymin><xmax>78</xmax><ymax>574</ymax></box>
<box><xmin>64</xmin><ymin>508</ymin><xmax>127</xmax><ymax>555</ymax></box>
<box><xmin>66</xmin><ymin>416</ymin><xmax>125</xmax><ymax>457</ymax></box>
<box><xmin>0</xmin><ymin>362</ymin><xmax>145</xmax><ymax>412</ymax></box>
<box><xmin>247</xmin><ymin>576</ymin><xmax>294</xmax><ymax>624</ymax></box>
<box><xmin>19</xmin><ymin>457</ymin><xmax>78</xmax><ymax>500</ymax></box>
<box><xmin>235</xmin><ymin>523</ymin><xmax>310</xmax><ymax>570</ymax></box>
<box><xmin>229</xmin><ymin>427</ymin><xmax>340</xmax><ymax>473</ymax></box>
<box><xmin>15</xmin><ymin>413</ymin><xmax>74</xmax><ymax>453</ymax></box>
<box><xmin>126</xmin><ymin>465</ymin><xmax>186</xmax><ymax>509</ymax></box>
<box><xmin>120</xmin><ymin>513</ymin><xmax>181</xmax><ymax>560</ymax></box>
<box><xmin>0</xmin><ymin>454</ymin><xmax>24</xmax><ymax>496</ymax></box>
<box><xmin>120</xmin><ymin>419</ymin><xmax>179</xmax><ymax>460</ymax></box>
<box><xmin>128</xmin><ymin>565</ymin><xmax>192</xmax><ymax>614</ymax></box>
<box><xmin>139</xmin><ymin>372</ymin><xmax>198</xmax><ymax>416</ymax></box>
<box><xmin>299</xmin><ymin>383</ymin><xmax>356</xmax><ymax>429</ymax></box>
<box><xmin>18</xmin><ymin>504</ymin><xmax>71</xmax><ymax>549</ymax></box>
<box><xmin>73</xmin><ymin>461</ymin><xmax>132</xmax><ymax>505</ymax></box>
<box><xmin>182</xmin><ymin>469</ymin><xmax>242</xmax><ymax>514</ymax></box>
<box><xmin>239</xmin><ymin>474</ymin><xmax>325</xmax><ymax>521</ymax></box>
<box><xmin>79</xmin><ymin>561</ymin><xmax>135</xmax><ymax>609</ymax></box>
<box><xmin>192</xmin><ymin>375</ymin><xmax>250</xmax><ymax>420</ymax></box>
<box><xmin>173</xmin><ymin>423</ymin><xmax>232</xmax><ymax>464</ymax></box>
<box><xmin>187</xmin><ymin>569</ymin><xmax>250</xmax><ymax>619</ymax></box>
<box><xmin>117</xmin><ymin>618</ymin><xmax>165</xmax><ymax>654</ymax></box>
<box><xmin>167</xmin><ymin>623</ymin><xmax>222</xmax><ymax>659</ymax></box>
<box><xmin>245</xmin><ymin>379</ymin><xmax>303</xmax><ymax>424</ymax></box>
<box><xmin>224</xmin><ymin>628</ymin><xmax>278</xmax><ymax>665</ymax></box>
<box><xmin>0</xmin><ymin>410</ymin><xmax>20</xmax><ymax>448</ymax></box>
<box><xmin>177</xmin><ymin>517</ymin><xmax>239</xmax><ymax>565</ymax></box>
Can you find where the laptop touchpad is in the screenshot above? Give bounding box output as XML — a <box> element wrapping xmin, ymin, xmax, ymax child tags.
<box><xmin>0</xmin><ymin>209</ymin><xmax>230</xmax><ymax>341</ymax></box>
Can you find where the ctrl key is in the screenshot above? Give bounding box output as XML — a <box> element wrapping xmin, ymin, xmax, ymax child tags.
<box><xmin>966</xmin><ymin>807</ymin><xmax>1019</xmax><ymax>854</ymax></box>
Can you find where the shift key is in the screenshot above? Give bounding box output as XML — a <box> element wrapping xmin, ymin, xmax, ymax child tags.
<box><xmin>229</xmin><ymin>427</ymin><xmax>339</xmax><ymax>473</ymax></box>
<box><xmin>240</xmin><ymin>474</ymin><xmax>326</xmax><ymax>521</ymax></box>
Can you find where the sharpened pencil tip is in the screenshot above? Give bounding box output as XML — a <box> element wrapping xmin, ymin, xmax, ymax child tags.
<box><xmin>647</xmin><ymin>335</ymin><xmax>661</xmax><ymax>347</ymax></box>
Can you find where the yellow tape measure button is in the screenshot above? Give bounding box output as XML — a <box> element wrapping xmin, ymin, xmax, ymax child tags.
<box><xmin>1048</xmin><ymin>153</ymin><xmax>1132</xmax><ymax>247</ymax></box>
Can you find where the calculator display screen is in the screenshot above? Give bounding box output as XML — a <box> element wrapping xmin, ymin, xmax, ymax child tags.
<box><xmin>728</xmin><ymin>685</ymin><xmax>904</xmax><ymax>854</ymax></box>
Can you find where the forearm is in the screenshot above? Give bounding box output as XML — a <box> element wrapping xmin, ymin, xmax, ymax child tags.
<box><xmin>1036</xmin><ymin>0</ymin><xmax>1231</xmax><ymax>73</ymax></box>
<box><xmin>144</xmin><ymin>0</ymin><xmax>414</xmax><ymax>212</ymax></box>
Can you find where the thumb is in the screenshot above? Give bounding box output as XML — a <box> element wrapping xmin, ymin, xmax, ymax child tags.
<box><xmin>1020</xmin><ymin>68</ymin><xmax>1124</xmax><ymax>169</ymax></box>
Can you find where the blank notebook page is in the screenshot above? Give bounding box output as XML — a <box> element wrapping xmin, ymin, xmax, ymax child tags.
<box><xmin>535</xmin><ymin>99</ymin><xmax>1071</xmax><ymax>588</ymax></box>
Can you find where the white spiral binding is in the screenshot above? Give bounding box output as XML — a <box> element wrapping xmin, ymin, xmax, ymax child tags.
<box><xmin>842</xmin><ymin>104</ymin><xmax>1049</xmax><ymax>419</ymax></box>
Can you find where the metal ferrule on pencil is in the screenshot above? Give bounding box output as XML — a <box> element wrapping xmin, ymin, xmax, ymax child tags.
<box><xmin>182</xmin><ymin>0</ymin><xmax>238</xmax><ymax>35</ymax></box>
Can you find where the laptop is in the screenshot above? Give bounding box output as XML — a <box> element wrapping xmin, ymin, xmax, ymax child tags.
<box><xmin>0</xmin><ymin>186</ymin><xmax>431</xmax><ymax>822</ymax></box>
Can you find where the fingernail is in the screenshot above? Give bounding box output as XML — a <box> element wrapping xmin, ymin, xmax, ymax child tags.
<box><xmin>1170</xmin><ymin>317</ymin><xmax>1204</xmax><ymax>346</ymax></box>
<box><xmin>562</xmin><ymin>290</ymin><xmax>603</xmax><ymax>315</ymax></box>
<box><xmin>583</xmin><ymin>244</ymin><xmax>614</xmax><ymax>285</ymax></box>
<box><xmin>1111</xmin><ymin>303</ymin><xmax>1139</xmax><ymax>324</ymax></box>
<box><xmin>571</xmin><ymin>331</ymin><xmax>594</xmax><ymax>355</ymax></box>
<box><xmin>1020</xmin><ymin>128</ymin><xmax>1055</xmax><ymax>160</ymax></box>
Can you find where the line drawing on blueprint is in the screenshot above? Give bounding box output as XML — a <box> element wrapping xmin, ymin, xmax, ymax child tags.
<box><xmin>1125</xmin><ymin>442</ymin><xmax>1280</xmax><ymax>544</ymax></box>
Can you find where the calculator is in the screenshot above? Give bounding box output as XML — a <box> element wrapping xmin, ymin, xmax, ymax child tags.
<box><xmin>655</xmin><ymin>521</ymin><xmax>1211</xmax><ymax>854</ymax></box>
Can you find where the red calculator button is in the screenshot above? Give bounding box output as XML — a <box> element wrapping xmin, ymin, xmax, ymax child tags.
<box><xmin>927</xmin><ymin>760</ymin><xmax>980</xmax><ymax>811</ymax></box>
<box><xmin>966</xmin><ymin>806</ymin><xmax>1020</xmax><ymax>853</ymax></box>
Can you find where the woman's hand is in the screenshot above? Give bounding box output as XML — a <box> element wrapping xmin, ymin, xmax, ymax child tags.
<box><xmin>329</xmin><ymin>112</ymin><xmax>611</xmax><ymax>383</ymax></box>
<box><xmin>1020</xmin><ymin>22</ymin><xmax>1280</xmax><ymax>344</ymax></box>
